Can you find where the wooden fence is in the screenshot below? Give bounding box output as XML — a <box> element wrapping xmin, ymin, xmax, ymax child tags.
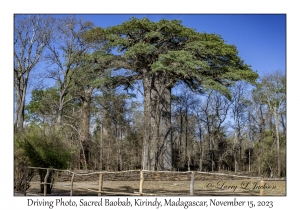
<box><xmin>14</xmin><ymin>166</ymin><xmax>285</xmax><ymax>196</ymax></box>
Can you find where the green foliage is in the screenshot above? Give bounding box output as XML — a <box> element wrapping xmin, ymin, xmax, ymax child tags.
<box><xmin>16</xmin><ymin>125</ymin><xmax>72</xmax><ymax>169</ymax></box>
<box><xmin>84</xmin><ymin>17</ymin><xmax>258</xmax><ymax>99</ymax></box>
<box><xmin>14</xmin><ymin>130</ymin><xmax>32</xmax><ymax>174</ymax></box>
<box><xmin>25</xmin><ymin>88</ymin><xmax>60</xmax><ymax>123</ymax></box>
<box><xmin>14</xmin><ymin>131</ymin><xmax>35</xmax><ymax>191</ymax></box>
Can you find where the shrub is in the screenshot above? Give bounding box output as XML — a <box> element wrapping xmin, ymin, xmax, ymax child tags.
<box><xmin>14</xmin><ymin>131</ymin><xmax>35</xmax><ymax>192</ymax></box>
<box><xmin>15</xmin><ymin>125</ymin><xmax>73</xmax><ymax>194</ymax></box>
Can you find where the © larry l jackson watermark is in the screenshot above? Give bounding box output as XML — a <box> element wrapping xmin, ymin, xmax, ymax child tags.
<box><xmin>205</xmin><ymin>181</ymin><xmax>276</xmax><ymax>192</ymax></box>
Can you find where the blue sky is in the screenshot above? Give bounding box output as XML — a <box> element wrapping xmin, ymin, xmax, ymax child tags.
<box><xmin>70</xmin><ymin>14</ymin><xmax>286</xmax><ymax>104</ymax></box>
<box><xmin>77</xmin><ymin>14</ymin><xmax>286</xmax><ymax>77</ymax></box>
<box><xmin>20</xmin><ymin>14</ymin><xmax>286</xmax><ymax>109</ymax></box>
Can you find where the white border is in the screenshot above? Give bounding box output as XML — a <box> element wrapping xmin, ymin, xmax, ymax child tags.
<box><xmin>2</xmin><ymin>1</ymin><xmax>298</xmax><ymax>209</ymax></box>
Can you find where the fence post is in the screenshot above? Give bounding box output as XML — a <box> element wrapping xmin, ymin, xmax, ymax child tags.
<box><xmin>139</xmin><ymin>170</ymin><xmax>144</xmax><ymax>195</ymax></box>
<box><xmin>190</xmin><ymin>172</ymin><xmax>195</xmax><ymax>196</ymax></box>
<box><xmin>260</xmin><ymin>179</ymin><xmax>264</xmax><ymax>196</ymax></box>
<box><xmin>98</xmin><ymin>173</ymin><xmax>103</xmax><ymax>196</ymax></box>
<box><xmin>44</xmin><ymin>169</ymin><xmax>50</xmax><ymax>196</ymax></box>
<box><xmin>70</xmin><ymin>173</ymin><xmax>75</xmax><ymax>196</ymax></box>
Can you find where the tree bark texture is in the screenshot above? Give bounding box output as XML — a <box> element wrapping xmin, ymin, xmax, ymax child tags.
<box><xmin>79</xmin><ymin>87</ymin><xmax>93</xmax><ymax>169</ymax></box>
<box><xmin>142</xmin><ymin>71</ymin><xmax>172</xmax><ymax>171</ymax></box>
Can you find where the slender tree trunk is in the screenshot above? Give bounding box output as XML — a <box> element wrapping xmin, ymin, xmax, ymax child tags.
<box><xmin>16</xmin><ymin>95</ymin><xmax>25</xmax><ymax>130</ymax></box>
<box><xmin>119</xmin><ymin>125</ymin><xmax>124</xmax><ymax>171</ymax></box>
<box><xmin>248</xmin><ymin>148</ymin><xmax>251</xmax><ymax>172</ymax></box>
<box><xmin>99</xmin><ymin>122</ymin><xmax>103</xmax><ymax>170</ymax></box>
<box><xmin>57</xmin><ymin>108</ymin><xmax>62</xmax><ymax>125</ymax></box>
<box><xmin>199</xmin><ymin>144</ymin><xmax>203</xmax><ymax>172</ymax></box>
<box><xmin>197</xmin><ymin>119</ymin><xmax>203</xmax><ymax>172</ymax></box>
<box><xmin>185</xmin><ymin>109</ymin><xmax>188</xmax><ymax>168</ymax></box>
<box><xmin>233</xmin><ymin>116</ymin><xmax>238</xmax><ymax>173</ymax></box>
<box><xmin>210</xmin><ymin>134</ymin><xmax>215</xmax><ymax>172</ymax></box>
<box><xmin>199</xmin><ymin>129</ymin><xmax>203</xmax><ymax>172</ymax></box>
<box><xmin>280</xmin><ymin>113</ymin><xmax>286</xmax><ymax>134</ymax></box>
<box><xmin>274</xmin><ymin>111</ymin><xmax>281</xmax><ymax>177</ymax></box>
<box><xmin>211</xmin><ymin>150</ymin><xmax>213</xmax><ymax>172</ymax></box>
<box><xmin>180</xmin><ymin>111</ymin><xmax>183</xmax><ymax>159</ymax></box>
<box><xmin>15</xmin><ymin>75</ymin><xmax>28</xmax><ymax>131</ymax></box>
<box><xmin>57</xmin><ymin>92</ymin><xmax>65</xmax><ymax>125</ymax></box>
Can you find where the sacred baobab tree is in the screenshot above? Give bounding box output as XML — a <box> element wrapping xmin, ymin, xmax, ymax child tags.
<box><xmin>84</xmin><ymin>17</ymin><xmax>258</xmax><ymax>171</ymax></box>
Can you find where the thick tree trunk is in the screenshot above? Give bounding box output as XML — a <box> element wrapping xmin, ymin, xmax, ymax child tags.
<box><xmin>159</xmin><ymin>86</ymin><xmax>172</xmax><ymax>170</ymax></box>
<box><xmin>142</xmin><ymin>71</ymin><xmax>152</xmax><ymax>170</ymax></box>
<box><xmin>142</xmin><ymin>71</ymin><xmax>173</xmax><ymax>171</ymax></box>
<box><xmin>152</xmin><ymin>74</ymin><xmax>172</xmax><ymax>170</ymax></box>
<box><xmin>79</xmin><ymin>87</ymin><xmax>93</xmax><ymax>169</ymax></box>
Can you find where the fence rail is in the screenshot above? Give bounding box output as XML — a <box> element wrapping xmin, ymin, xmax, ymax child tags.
<box><xmin>14</xmin><ymin>166</ymin><xmax>285</xmax><ymax>196</ymax></box>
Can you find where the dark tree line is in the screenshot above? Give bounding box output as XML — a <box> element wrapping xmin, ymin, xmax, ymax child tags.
<box><xmin>14</xmin><ymin>15</ymin><xmax>285</xmax><ymax>178</ymax></box>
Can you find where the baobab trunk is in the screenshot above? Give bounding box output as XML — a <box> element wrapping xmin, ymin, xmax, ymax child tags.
<box><xmin>142</xmin><ymin>71</ymin><xmax>152</xmax><ymax>170</ymax></box>
<box><xmin>79</xmin><ymin>87</ymin><xmax>93</xmax><ymax>169</ymax></box>
<box><xmin>142</xmin><ymin>71</ymin><xmax>173</xmax><ymax>171</ymax></box>
<box><xmin>159</xmin><ymin>85</ymin><xmax>172</xmax><ymax>170</ymax></box>
<box><xmin>151</xmin><ymin>74</ymin><xmax>172</xmax><ymax>171</ymax></box>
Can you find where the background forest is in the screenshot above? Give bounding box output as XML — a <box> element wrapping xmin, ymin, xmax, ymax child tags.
<box><xmin>14</xmin><ymin>15</ymin><xmax>286</xmax><ymax>180</ymax></box>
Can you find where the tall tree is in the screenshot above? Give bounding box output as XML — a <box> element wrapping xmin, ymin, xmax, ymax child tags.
<box><xmin>197</xmin><ymin>91</ymin><xmax>231</xmax><ymax>171</ymax></box>
<box><xmin>173</xmin><ymin>89</ymin><xmax>199</xmax><ymax>170</ymax></box>
<box><xmin>43</xmin><ymin>16</ymin><xmax>114</xmax><ymax>169</ymax></box>
<box><xmin>14</xmin><ymin>15</ymin><xmax>54</xmax><ymax>130</ymax></box>
<box><xmin>249</xmin><ymin>89</ymin><xmax>268</xmax><ymax>175</ymax></box>
<box><xmin>254</xmin><ymin>71</ymin><xmax>286</xmax><ymax>177</ymax></box>
<box><xmin>230</xmin><ymin>81</ymin><xmax>250</xmax><ymax>173</ymax></box>
<box><xmin>44</xmin><ymin>16</ymin><xmax>94</xmax><ymax>125</ymax></box>
<box><xmin>71</xmin><ymin>54</ymin><xmax>114</xmax><ymax>169</ymax></box>
<box><xmin>84</xmin><ymin>18</ymin><xmax>258</xmax><ymax>171</ymax></box>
